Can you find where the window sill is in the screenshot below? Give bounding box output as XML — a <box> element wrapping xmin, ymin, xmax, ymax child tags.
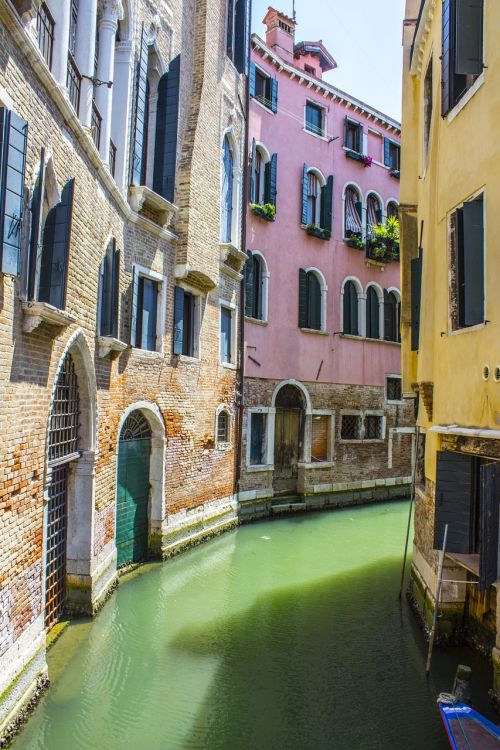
<box><xmin>251</xmin><ymin>96</ymin><xmax>276</xmax><ymax>115</ymax></box>
<box><xmin>338</xmin><ymin>334</ymin><xmax>401</xmax><ymax>346</ymax></box>
<box><xmin>128</xmin><ymin>185</ymin><xmax>177</xmax><ymax>228</ymax></box>
<box><xmin>245</xmin><ymin>316</ymin><xmax>268</xmax><ymax>326</ymax></box>
<box><xmin>448</xmin><ymin>322</ymin><xmax>487</xmax><ymax>336</ymax></box>
<box><xmin>216</xmin><ymin>442</ymin><xmax>232</xmax><ymax>452</ymax></box>
<box><xmin>97</xmin><ymin>336</ymin><xmax>128</xmax><ymax>358</ymax></box>
<box><xmin>386</xmin><ymin>399</ymin><xmax>405</xmax><ymax>405</ymax></box>
<box><xmin>221</xmin><ymin>361</ymin><xmax>237</xmax><ymax>370</ymax></box>
<box><xmin>131</xmin><ymin>347</ymin><xmax>163</xmax><ymax>358</ymax></box>
<box><xmin>302</xmin><ymin>127</ymin><xmax>329</xmax><ymax>142</ymax></box>
<box><xmin>220</xmin><ymin>242</ymin><xmax>247</xmax><ymax>272</ymax></box>
<box><xmin>299</xmin><ymin>462</ymin><xmax>335</xmax><ymax>469</ymax></box>
<box><xmin>22</xmin><ymin>301</ymin><xmax>76</xmax><ymax>334</ymax></box>
<box><xmin>246</xmin><ymin>464</ymin><xmax>274</xmax><ymax>473</ymax></box>
<box><xmin>177</xmin><ymin>354</ymin><xmax>201</xmax><ymax>364</ymax></box>
<box><xmin>446</xmin><ymin>71</ymin><xmax>485</xmax><ymax>124</ymax></box>
<box><xmin>300</xmin><ymin>327</ymin><xmax>329</xmax><ymax>336</ymax></box>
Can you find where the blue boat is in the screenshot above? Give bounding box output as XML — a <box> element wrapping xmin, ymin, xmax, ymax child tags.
<box><xmin>439</xmin><ymin>700</ymin><xmax>500</xmax><ymax>749</ymax></box>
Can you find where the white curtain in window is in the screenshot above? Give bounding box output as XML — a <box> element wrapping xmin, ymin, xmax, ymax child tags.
<box><xmin>366</xmin><ymin>196</ymin><xmax>380</xmax><ymax>240</ymax></box>
<box><xmin>345</xmin><ymin>187</ymin><xmax>361</xmax><ymax>233</ymax></box>
<box><xmin>307</xmin><ymin>172</ymin><xmax>320</xmax><ymax>225</ymax></box>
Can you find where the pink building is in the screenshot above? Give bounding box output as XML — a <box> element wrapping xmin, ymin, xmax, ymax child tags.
<box><xmin>239</xmin><ymin>8</ymin><xmax>414</xmax><ymax>513</ymax></box>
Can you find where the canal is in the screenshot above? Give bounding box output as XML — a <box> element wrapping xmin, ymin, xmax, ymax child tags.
<box><xmin>12</xmin><ymin>501</ymin><xmax>496</xmax><ymax>750</ymax></box>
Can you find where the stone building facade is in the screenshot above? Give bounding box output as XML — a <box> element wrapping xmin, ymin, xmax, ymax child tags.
<box><xmin>239</xmin><ymin>9</ymin><xmax>414</xmax><ymax>520</ymax></box>
<box><xmin>0</xmin><ymin>0</ymin><xmax>248</xmax><ymax>738</ymax></box>
<box><xmin>401</xmin><ymin>0</ymin><xmax>500</xmax><ymax>696</ymax></box>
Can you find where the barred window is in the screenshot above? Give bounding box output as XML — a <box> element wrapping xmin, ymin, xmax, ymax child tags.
<box><xmin>386</xmin><ymin>377</ymin><xmax>402</xmax><ymax>402</ymax></box>
<box><xmin>217</xmin><ymin>410</ymin><xmax>230</xmax><ymax>444</ymax></box>
<box><xmin>364</xmin><ymin>415</ymin><xmax>383</xmax><ymax>440</ymax></box>
<box><xmin>340</xmin><ymin>414</ymin><xmax>361</xmax><ymax>441</ymax></box>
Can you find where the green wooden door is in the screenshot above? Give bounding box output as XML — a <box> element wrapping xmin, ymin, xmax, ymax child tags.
<box><xmin>116</xmin><ymin>414</ymin><xmax>151</xmax><ymax>567</ymax></box>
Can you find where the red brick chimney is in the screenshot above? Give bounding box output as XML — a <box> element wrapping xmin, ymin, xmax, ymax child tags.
<box><xmin>263</xmin><ymin>7</ymin><xmax>296</xmax><ymax>64</ymax></box>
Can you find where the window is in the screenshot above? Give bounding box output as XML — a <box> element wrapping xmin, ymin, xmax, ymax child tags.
<box><xmin>250</xmin><ymin>64</ymin><xmax>278</xmax><ymax>112</ymax></box>
<box><xmin>423</xmin><ymin>58</ymin><xmax>433</xmax><ymax>165</ymax></box>
<box><xmin>304</xmin><ymin>64</ymin><xmax>316</xmax><ymax>76</ymax></box>
<box><xmin>366</xmin><ymin>194</ymin><xmax>382</xmax><ymax>241</ymax></box>
<box><xmin>301</xmin><ymin>166</ymin><xmax>333</xmax><ymax>234</ymax></box>
<box><xmin>344</xmin><ymin>186</ymin><xmax>362</xmax><ymax>238</ymax></box>
<box><xmin>216</xmin><ymin>409</ymin><xmax>230</xmax><ymax>446</ymax></box>
<box><xmin>340</xmin><ymin>414</ymin><xmax>361</xmax><ymax>440</ymax></box>
<box><xmin>387</xmin><ymin>201</ymin><xmax>399</xmax><ymax>219</ymax></box>
<box><xmin>386</xmin><ymin>376</ymin><xmax>402</xmax><ymax>402</ymax></box>
<box><xmin>441</xmin><ymin>0</ymin><xmax>484</xmax><ymax>117</ymax></box>
<box><xmin>0</xmin><ymin>107</ymin><xmax>28</xmax><ymax>277</ymax></box>
<box><xmin>450</xmin><ymin>194</ymin><xmax>484</xmax><ymax>329</ymax></box>
<box><xmin>250</xmin><ymin>141</ymin><xmax>277</xmax><ymax>208</ymax></box>
<box><xmin>249</xmin><ymin>412</ymin><xmax>267</xmax><ymax>465</ymax></box>
<box><xmin>311</xmin><ymin>415</ymin><xmax>330</xmax><ymax>463</ymax></box>
<box><xmin>364</xmin><ymin>415</ymin><xmax>383</xmax><ymax>440</ymax></box>
<box><xmin>342</xmin><ymin>280</ymin><xmax>359</xmax><ymax>336</ymax></box>
<box><xmin>226</xmin><ymin>0</ymin><xmax>250</xmax><ymax>73</ymax></box>
<box><xmin>221</xmin><ymin>135</ymin><xmax>234</xmax><ymax>243</ymax></box>
<box><xmin>36</xmin><ymin>3</ymin><xmax>54</xmax><ymax>70</ymax></box>
<box><xmin>99</xmin><ymin>239</ymin><xmax>120</xmax><ymax>338</ymax></box>
<box><xmin>344</xmin><ymin>117</ymin><xmax>363</xmax><ymax>153</ymax></box>
<box><xmin>131</xmin><ymin>265</ymin><xmax>166</xmax><ymax>352</ymax></box>
<box><xmin>305</xmin><ymin>101</ymin><xmax>325</xmax><ymax>137</ymax></box>
<box><xmin>66</xmin><ymin>0</ymin><xmax>81</xmax><ymax>113</ymax></box>
<box><xmin>384</xmin><ymin>290</ymin><xmax>401</xmax><ymax>343</ymax></box>
<box><xmin>384</xmin><ymin>139</ymin><xmax>400</xmax><ymax>173</ymax></box>
<box><xmin>172</xmin><ymin>286</ymin><xmax>200</xmax><ymax>358</ymax></box>
<box><xmin>366</xmin><ymin>286</ymin><xmax>380</xmax><ymax>339</ymax></box>
<box><xmin>245</xmin><ymin>252</ymin><xmax>268</xmax><ymax>321</ymax></box>
<box><xmin>220</xmin><ymin>305</ymin><xmax>235</xmax><ymax>364</ymax></box>
<box><xmin>299</xmin><ymin>269</ymin><xmax>325</xmax><ymax>331</ymax></box>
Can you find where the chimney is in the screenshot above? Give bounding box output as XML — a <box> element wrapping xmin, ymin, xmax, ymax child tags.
<box><xmin>263</xmin><ymin>7</ymin><xmax>296</xmax><ymax>64</ymax></box>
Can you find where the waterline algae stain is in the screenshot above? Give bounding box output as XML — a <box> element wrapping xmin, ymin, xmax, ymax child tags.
<box><xmin>12</xmin><ymin>503</ymin><xmax>495</xmax><ymax>749</ymax></box>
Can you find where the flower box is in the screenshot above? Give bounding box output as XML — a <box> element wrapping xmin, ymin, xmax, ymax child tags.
<box><xmin>345</xmin><ymin>149</ymin><xmax>364</xmax><ymax>163</ymax></box>
<box><xmin>306</xmin><ymin>224</ymin><xmax>331</xmax><ymax>240</ymax></box>
<box><xmin>390</xmin><ymin>169</ymin><xmax>400</xmax><ymax>180</ymax></box>
<box><xmin>250</xmin><ymin>203</ymin><xmax>276</xmax><ymax>222</ymax></box>
<box><xmin>344</xmin><ymin>232</ymin><xmax>364</xmax><ymax>250</ymax></box>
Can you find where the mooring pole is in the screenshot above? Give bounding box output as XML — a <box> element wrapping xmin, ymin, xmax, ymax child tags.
<box><xmin>398</xmin><ymin>426</ymin><xmax>420</xmax><ymax>599</ymax></box>
<box><xmin>426</xmin><ymin>523</ymin><xmax>449</xmax><ymax>674</ymax></box>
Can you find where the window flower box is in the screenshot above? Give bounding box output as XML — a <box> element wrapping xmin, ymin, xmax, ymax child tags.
<box><xmin>390</xmin><ymin>169</ymin><xmax>400</xmax><ymax>179</ymax></box>
<box><xmin>344</xmin><ymin>232</ymin><xmax>364</xmax><ymax>250</ymax></box>
<box><xmin>367</xmin><ymin>216</ymin><xmax>400</xmax><ymax>262</ymax></box>
<box><xmin>250</xmin><ymin>202</ymin><xmax>276</xmax><ymax>222</ymax></box>
<box><xmin>306</xmin><ymin>224</ymin><xmax>331</xmax><ymax>240</ymax></box>
<box><xmin>345</xmin><ymin>149</ymin><xmax>364</xmax><ymax>163</ymax></box>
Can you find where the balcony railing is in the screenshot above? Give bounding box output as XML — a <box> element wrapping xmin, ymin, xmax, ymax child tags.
<box><xmin>109</xmin><ymin>140</ymin><xmax>117</xmax><ymax>178</ymax></box>
<box><xmin>66</xmin><ymin>52</ymin><xmax>81</xmax><ymax>115</ymax></box>
<box><xmin>91</xmin><ymin>101</ymin><xmax>102</xmax><ymax>150</ymax></box>
<box><xmin>36</xmin><ymin>2</ymin><xmax>54</xmax><ymax>70</ymax></box>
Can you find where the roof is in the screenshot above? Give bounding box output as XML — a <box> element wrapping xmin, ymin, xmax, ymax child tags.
<box><xmin>294</xmin><ymin>41</ymin><xmax>337</xmax><ymax>72</ymax></box>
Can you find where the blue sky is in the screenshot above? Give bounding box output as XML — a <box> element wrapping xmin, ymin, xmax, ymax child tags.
<box><xmin>251</xmin><ymin>0</ymin><xmax>406</xmax><ymax>121</ymax></box>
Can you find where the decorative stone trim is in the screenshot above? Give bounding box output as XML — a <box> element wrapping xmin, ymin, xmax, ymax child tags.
<box><xmin>21</xmin><ymin>301</ymin><xmax>76</xmax><ymax>334</ymax></box>
<box><xmin>174</xmin><ymin>263</ymin><xmax>217</xmax><ymax>292</ymax></box>
<box><xmin>219</xmin><ymin>242</ymin><xmax>247</xmax><ymax>272</ymax></box>
<box><xmin>128</xmin><ymin>186</ymin><xmax>177</xmax><ymax>229</ymax></box>
<box><xmin>97</xmin><ymin>336</ymin><xmax>128</xmax><ymax>358</ymax></box>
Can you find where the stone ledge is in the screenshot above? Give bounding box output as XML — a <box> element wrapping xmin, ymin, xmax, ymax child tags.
<box><xmin>128</xmin><ymin>185</ymin><xmax>178</xmax><ymax>229</ymax></box>
<box><xmin>97</xmin><ymin>336</ymin><xmax>128</xmax><ymax>358</ymax></box>
<box><xmin>21</xmin><ymin>301</ymin><xmax>76</xmax><ymax>333</ymax></box>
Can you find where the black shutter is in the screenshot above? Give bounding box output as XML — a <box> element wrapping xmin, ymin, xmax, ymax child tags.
<box><xmin>479</xmin><ymin>462</ymin><xmax>500</xmax><ymax>592</ymax></box>
<box><xmin>249</xmin><ymin>62</ymin><xmax>256</xmax><ymax>98</ymax></box>
<box><xmin>173</xmin><ymin>285</ymin><xmax>184</xmax><ymax>355</ymax></box>
<box><xmin>153</xmin><ymin>55</ymin><xmax>181</xmax><ymax>203</ymax></box>
<box><xmin>131</xmin><ymin>24</ymin><xmax>149</xmax><ymax>186</ymax></box>
<box><xmin>100</xmin><ymin>239</ymin><xmax>114</xmax><ymax>336</ymax></box>
<box><xmin>271</xmin><ymin>78</ymin><xmax>278</xmax><ymax>113</ymax></box>
<box><xmin>234</xmin><ymin>0</ymin><xmax>250</xmax><ymax>74</ymax></box>
<box><xmin>265</xmin><ymin>153</ymin><xmax>277</xmax><ymax>206</ymax></box>
<box><xmin>0</xmin><ymin>108</ymin><xmax>28</xmax><ymax>276</ymax></box>
<box><xmin>343</xmin><ymin>116</ymin><xmax>349</xmax><ymax>147</ymax></box>
<box><xmin>460</xmin><ymin>198</ymin><xmax>484</xmax><ymax>327</ymax></box>
<box><xmin>384</xmin><ymin>137</ymin><xmax>391</xmax><ymax>167</ymax></box>
<box><xmin>321</xmin><ymin>175</ymin><xmax>333</xmax><ymax>232</ymax></box>
<box><xmin>308</xmin><ymin>273</ymin><xmax>321</xmax><ymax>330</ymax></box>
<box><xmin>301</xmin><ymin>164</ymin><xmax>308</xmax><ymax>225</ymax></box>
<box><xmin>244</xmin><ymin>251</ymin><xmax>254</xmax><ymax>317</ymax></box>
<box><xmin>441</xmin><ymin>0</ymin><xmax>452</xmax><ymax>116</ymax></box>
<box><xmin>434</xmin><ymin>451</ymin><xmax>475</xmax><ymax>553</ymax></box>
<box><xmin>366</xmin><ymin>288</ymin><xmax>379</xmax><ymax>339</ymax></box>
<box><xmin>38</xmin><ymin>179</ymin><xmax>75</xmax><ymax>310</ymax></box>
<box><xmin>455</xmin><ymin>0</ymin><xmax>483</xmax><ymax>76</ymax></box>
<box><xmin>298</xmin><ymin>268</ymin><xmax>307</xmax><ymax>328</ymax></box>
<box><xmin>411</xmin><ymin>254</ymin><xmax>422</xmax><ymax>350</ymax></box>
<box><xmin>349</xmin><ymin>283</ymin><xmax>358</xmax><ymax>335</ymax></box>
<box><xmin>383</xmin><ymin>288</ymin><xmax>391</xmax><ymax>341</ymax></box>
<box><xmin>249</xmin><ymin>138</ymin><xmax>256</xmax><ymax>202</ymax></box>
<box><xmin>358</xmin><ymin>123</ymin><xmax>364</xmax><ymax>154</ymax></box>
<box><xmin>111</xmin><ymin>246</ymin><xmax>120</xmax><ymax>338</ymax></box>
<box><xmin>28</xmin><ymin>149</ymin><xmax>45</xmax><ymax>300</ymax></box>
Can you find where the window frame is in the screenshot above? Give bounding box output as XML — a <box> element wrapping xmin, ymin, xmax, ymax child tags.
<box><xmin>385</xmin><ymin>375</ymin><xmax>403</xmax><ymax>404</ymax></box>
<box><xmin>344</xmin><ymin>117</ymin><xmax>363</xmax><ymax>153</ymax></box>
<box><xmin>304</xmin><ymin>99</ymin><xmax>327</xmax><ymax>139</ymax></box>
<box><xmin>246</xmin><ymin>408</ymin><xmax>273</xmax><ymax>469</ymax></box>
<box><xmin>301</xmin><ymin>267</ymin><xmax>327</xmax><ymax>333</ymax></box>
<box><xmin>310</xmin><ymin>410</ymin><xmax>335</xmax><ymax>464</ymax></box>
<box><xmin>363</xmin><ymin>412</ymin><xmax>386</xmax><ymax>442</ymax></box>
<box><xmin>343</xmin><ymin>183</ymin><xmax>363</xmax><ymax>240</ymax></box>
<box><xmin>215</xmin><ymin>405</ymin><xmax>232</xmax><ymax>449</ymax></box>
<box><xmin>130</xmin><ymin>263</ymin><xmax>167</xmax><ymax>354</ymax></box>
<box><xmin>339</xmin><ymin>410</ymin><xmax>363</xmax><ymax>443</ymax></box>
<box><xmin>219</xmin><ymin>300</ymin><xmax>237</xmax><ymax>367</ymax></box>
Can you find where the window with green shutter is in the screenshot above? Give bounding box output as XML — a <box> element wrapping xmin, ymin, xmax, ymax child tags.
<box><xmin>38</xmin><ymin>179</ymin><xmax>75</xmax><ymax>310</ymax></box>
<box><xmin>299</xmin><ymin>269</ymin><xmax>323</xmax><ymax>331</ymax></box>
<box><xmin>366</xmin><ymin>286</ymin><xmax>380</xmax><ymax>339</ymax></box>
<box><xmin>343</xmin><ymin>281</ymin><xmax>359</xmax><ymax>336</ymax></box>
<box><xmin>0</xmin><ymin>107</ymin><xmax>28</xmax><ymax>277</ymax></box>
<box><xmin>441</xmin><ymin>0</ymin><xmax>484</xmax><ymax>116</ymax></box>
<box><xmin>99</xmin><ymin>238</ymin><xmax>120</xmax><ymax>338</ymax></box>
<box><xmin>451</xmin><ymin>194</ymin><xmax>484</xmax><ymax>329</ymax></box>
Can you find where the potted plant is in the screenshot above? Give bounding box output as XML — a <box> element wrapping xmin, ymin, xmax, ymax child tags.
<box><xmin>306</xmin><ymin>224</ymin><xmax>331</xmax><ymax>240</ymax></box>
<box><xmin>345</xmin><ymin>231</ymin><xmax>364</xmax><ymax>250</ymax></box>
<box><xmin>249</xmin><ymin>202</ymin><xmax>276</xmax><ymax>221</ymax></box>
<box><xmin>362</xmin><ymin>155</ymin><xmax>373</xmax><ymax>168</ymax></box>
<box><xmin>368</xmin><ymin>216</ymin><xmax>400</xmax><ymax>262</ymax></box>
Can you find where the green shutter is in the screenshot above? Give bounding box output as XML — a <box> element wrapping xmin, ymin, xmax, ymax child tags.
<box><xmin>173</xmin><ymin>285</ymin><xmax>184</xmax><ymax>355</ymax></box>
<box><xmin>307</xmin><ymin>273</ymin><xmax>322</xmax><ymax>330</ymax></box>
<box><xmin>249</xmin><ymin>62</ymin><xmax>256</xmax><ymax>98</ymax></box>
<box><xmin>111</xmin><ymin>245</ymin><xmax>120</xmax><ymax>339</ymax></box>
<box><xmin>455</xmin><ymin>0</ymin><xmax>483</xmax><ymax>76</ymax></box>
<box><xmin>459</xmin><ymin>198</ymin><xmax>484</xmax><ymax>327</ymax></box>
<box><xmin>244</xmin><ymin>251</ymin><xmax>254</xmax><ymax>317</ymax></box>
<box><xmin>153</xmin><ymin>55</ymin><xmax>181</xmax><ymax>203</ymax></box>
<box><xmin>434</xmin><ymin>451</ymin><xmax>475</xmax><ymax>553</ymax></box>
<box><xmin>343</xmin><ymin>116</ymin><xmax>349</xmax><ymax>147</ymax></box>
<box><xmin>366</xmin><ymin>287</ymin><xmax>380</xmax><ymax>339</ymax></box>
<box><xmin>28</xmin><ymin>149</ymin><xmax>45</xmax><ymax>300</ymax></box>
<box><xmin>100</xmin><ymin>239</ymin><xmax>114</xmax><ymax>336</ymax></box>
<box><xmin>321</xmin><ymin>175</ymin><xmax>333</xmax><ymax>232</ymax></box>
<box><xmin>38</xmin><ymin>178</ymin><xmax>75</xmax><ymax>310</ymax></box>
<box><xmin>249</xmin><ymin>138</ymin><xmax>257</xmax><ymax>202</ymax></box>
<box><xmin>265</xmin><ymin>153</ymin><xmax>277</xmax><ymax>207</ymax></box>
<box><xmin>479</xmin><ymin>463</ymin><xmax>500</xmax><ymax>592</ymax></box>
<box><xmin>298</xmin><ymin>268</ymin><xmax>307</xmax><ymax>328</ymax></box>
<box><xmin>301</xmin><ymin>164</ymin><xmax>308</xmax><ymax>225</ymax></box>
<box><xmin>441</xmin><ymin>0</ymin><xmax>452</xmax><ymax>116</ymax></box>
<box><xmin>0</xmin><ymin>108</ymin><xmax>28</xmax><ymax>276</ymax></box>
<box><xmin>383</xmin><ymin>137</ymin><xmax>391</xmax><ymax>167</ymax></box>
<box><xmin>271</xmin><ymin>78</ymin><xmax>278</xmax><ymax>113</ymax></box>
<box><xmin>411</xmin><ymin>254</ymin><xmax>423</xmax><ymax>350</ymax></box>
<box><xmin>131</xmin><ymin>24</ymin><xmax>149</xmax><ymax>185</ymax></box>
<box><xmin>349</xmin><ymin>283</ymin><xmax>358</xmax><ymax>335</ymax></box>
<box><xmin>358</xmin><ymin>123</ymin><xmax>364</xmax><ymax>154</ymax></box>
<box><xmin>234</xmin><ymin>0</ymin><xmax>250</xmax><ymax>74</ymax></box>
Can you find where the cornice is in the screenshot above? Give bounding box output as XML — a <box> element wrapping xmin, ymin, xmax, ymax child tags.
<box><xmin>409</xmin><ymin>0</ymin><xmax>437</xmax><ymax>76</ymax></box>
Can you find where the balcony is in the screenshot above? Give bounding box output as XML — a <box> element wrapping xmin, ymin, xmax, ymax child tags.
<box><xmin>66</xmin><ymin>51</ymin><xmax>81</xmax><ymax>115</ymax></box>
<box><xmin>91</xmin><ymin>101</ymin><xmax>102</xmax><ymax>151</ymax></box>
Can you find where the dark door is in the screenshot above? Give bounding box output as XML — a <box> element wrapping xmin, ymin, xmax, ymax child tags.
<box><xmin>116</xmin><ymin>413</ymin><xmax>151</xmax><ymax>567</ymax></box>
<box><xmin>273</xmin><ymin>408</ymin><xmax>301</xmax><ymax>494</ymax></box>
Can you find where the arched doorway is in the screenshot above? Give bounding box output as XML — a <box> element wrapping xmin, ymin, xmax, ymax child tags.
<box><xmin>273</xmin><ymin>384</ymin><xmax>306</xmax><ymax>495</ymax></box>
<box><xmin>45</xmin><ymin>353</ymin><xmax>80</xmax><ymax>629</ymax></box>
<box><xmin>116</xmin><ymin>411</ymin><xmax>152</xmax><ymax>567</ymax></box>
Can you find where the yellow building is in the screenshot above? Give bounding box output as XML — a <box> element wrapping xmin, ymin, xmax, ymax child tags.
<box><xmin>401</xmin><ymin>0</ymin><xmax>500</xmax><ymax>692</ymax></box>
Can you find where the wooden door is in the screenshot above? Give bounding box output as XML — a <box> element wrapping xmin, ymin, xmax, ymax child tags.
<box><xmin>273</xmin><ymin>409</ymin><xmax>301</xmax><ymax>494</ymax></box>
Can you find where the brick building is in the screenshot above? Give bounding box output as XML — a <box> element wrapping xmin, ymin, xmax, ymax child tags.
<box><xmin>239</xmin><ymin>9</ymin><xmax>415</xmax><ymax>520</ymax></box>
<box><xmin>0</xmin><ymin>0</ymin><xmax>248</xmax><ymax>738</ymax></box>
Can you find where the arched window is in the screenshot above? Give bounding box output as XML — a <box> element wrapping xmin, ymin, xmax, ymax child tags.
<box><xmin>307</xmin><ymin>171</ymin><xmax>320</xmax><ymax>225</ymax></box>
<box><xmin>387</xmin><ymin>201</ymin><xmax>399</xmax><ymax>220</ymax></box>
<box><xmin>366</xmin><ymin>286</ymin><xmax>380</xmax><ymax>339</ymax></box>
<box><xmin>245</xmin><ymin>251</ymin><xmax>268</xmax><ymax>321</ymax></box>
<box><xmin>299</xmin><ymin>269</ymin><xmax>325</xmax><ymax>331</ymax></box>
<box><xmin>343</xmin><ymin>280</ymin><xmax>359</xmax><ymax>336</ymax></box>
<box><xmin>221</xmin><ymin>135</ymin><xmax>234</xmax><ymax>243</ymax></box>
<box><xmin>344</xmin><ymin>185</ymin><xmax>362</xmax><ymax>238</ymax></box>
<box><xmin>384</xmin><ymin>290</ymin><xmax>401</xmax><ymax>343</ymax></box>
<box><xmin>366</xmin><ymin>194</ymin><xmax>382</xmax><ymax>241</ymax></box>
<box><xmin>250</xmin><ymin>142</ymin><xmax>277</xmax><ymax>210</ymax></box>
<box><xmin>216</xmin><ymin>409</ymin><xmax>231</xmax><ymax>445</ymax></box>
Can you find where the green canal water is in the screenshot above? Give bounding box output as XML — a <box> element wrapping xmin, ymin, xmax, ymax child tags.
<box><xmin>13</xmin><ymin>501</ymin><xmax>497</xmax><ymax>749</ymax></box>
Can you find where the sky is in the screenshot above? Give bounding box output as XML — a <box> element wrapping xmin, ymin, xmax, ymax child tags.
<box><xmin>251</xmin><ymin>0</ymin><xmax>406</xmax><ymax>122</ymax></box>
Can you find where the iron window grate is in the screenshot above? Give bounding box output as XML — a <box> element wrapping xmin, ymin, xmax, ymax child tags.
<box><xmin>387</xmin><ymin>377</ymin><xmax>402</xmax><ymax>401</ymax></box>
<box><xmin>217</xmin><ymin>411</ymin><xmax>229</xmax><ymax>443</ymax></box>
<box><xmin>364</xmin><ymin>415</ymin><xmax>383</xmax><ymax>440</ymax></box>
<box><xmin>341</xmin><ymin>414</ymin><xmax>361</xmax><ymax>440</ymax></box>
<box><xmin>45</xmin><ymin>465</ymin><xmax>68</xmax><ymax>629</ymax></box>
<box><xmin>120</xmin><ymin>412</ymin><xmax>151</xmax><ymax>442</ymax></box>
<box><xmin>48</xmin><ymin>354</ymin><xmax>79</xmax><ymax>464</ymax></box>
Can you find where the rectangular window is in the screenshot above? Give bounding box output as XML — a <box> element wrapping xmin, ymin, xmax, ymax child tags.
<box><xmin>386</xmin><ymin>376</ymin><xmax>402</xmax><ymax>402</ymax></box>
<box><xmin>311</xmin><ymin>415</ymin><xmax>330</xmax><ymax>462</ymax></box>
<box><xmin>250</xmin><ymin>64</ymin><xmax>278</xmax><ymax>113</ymax></box>
<box><xmin>450</xmin><ymin>194</ymin><xmax>484</xmax><ymax>329</ymax></box>
<box><xmin>220</xmin><ymin>305</ymin><xmax>233</xmax><ymax>364</ymax></box>
<box><xmin>442</xmin><ymin>0</ymin><xmax>484</xmax><ymax>116</ymax></box>
<box><xmin>172</xmin><ymin>285</ymin><xmax>200</xmax><ymax>357</ymax></box>
<box><xmin>181</xmin><ymin>291</ymin><xmax>196</xmax><ymax>357</ymax></box>
<box><xmin>135</xmin><ymin>276</ymin><xmax>158</xmax><ymax>351</ymax></box>
<box><xmin>384</xmin><ymin>138</ymin><xmax>400</xmax><ymax>172</ymax></box>
<box><xmin>305</xmin><ymin>102</ymin><xmax>325</xmax><ymax>137</ymax></box>
<box><xmin>340</xmin><ymin>414</ymin><xmax>361</xmax><ymax>441</ymax></box>
<box><xmin>250</xmin><ymin>412</ymin><xmax>267</xmax><ymax>465</ymax></box>
<box><xmin>255</xmin><ymin>70</ymin><xmax>268</xmax><ymax>105</ymax></box>
<box><xmin>423</xmin><ymin>59</ymin><xmax>433</xmax><ymax>166</ymax></box>
<box><xmin>345</xmin><ymin>119</ymin><xmax>362</xmax><ymax>153</ymax></box>
<box><xmin>364</xmin><ymin>415</ymin><xmax>383</xmax><ymax>440</ymax></box>
<box><xmin>36</xmin><ymin>3</ymin><xmax>55</xmax><ymax>70</ymax></box>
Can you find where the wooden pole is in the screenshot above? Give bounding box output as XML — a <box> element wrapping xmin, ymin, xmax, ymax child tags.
<box><xmin>399</xmin><ymin>426</ymin><xmax>420</xmax><ymax>599</ymax></box>
<box><xmin>426</xmin><ymin>523</ymin><xmax>449</xmax><ymax>674</ymax></box>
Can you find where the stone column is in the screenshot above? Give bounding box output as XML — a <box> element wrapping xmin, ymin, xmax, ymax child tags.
<box><xmin>74</xmin><ymin>0</ymin><xmax>98</xmax><ymax>128</ymax></box>
<box><xmin>110</xmin><ymin>40</ymin><xmax>134</xmax><ymax>189</ymax></box>
<box><xmin>49</xmin><ymin>0</ymin><xmax>71</xmax><ymax>88</ymax></box>
<box><xmin>96</xmin><ymin>0</ymin><xmax>124</xmax><ymax>162</ymax></box>
<box><xmin>66</xmin><ymin>451</ymin><xmax>96</xmax><ymax>581</ymax></box>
